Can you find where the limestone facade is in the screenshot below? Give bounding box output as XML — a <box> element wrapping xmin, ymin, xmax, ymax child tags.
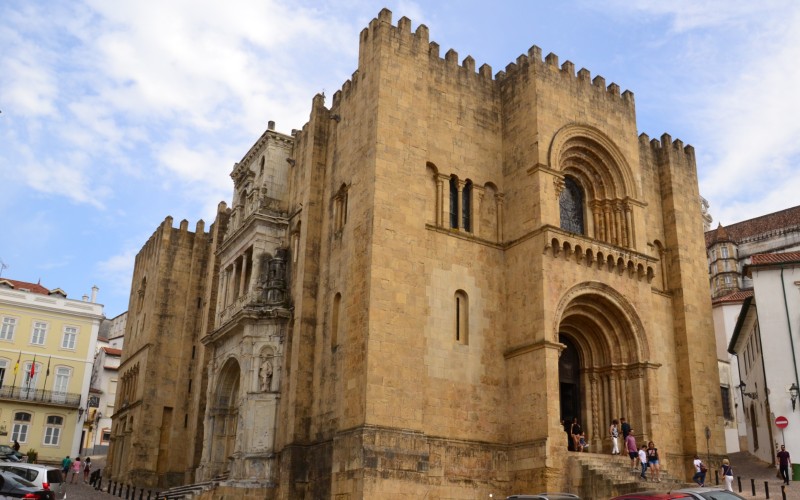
<box><xmin>108</xmin><ymin>8</ymin><xmax>725</xmax><ymax>497</ymax></box>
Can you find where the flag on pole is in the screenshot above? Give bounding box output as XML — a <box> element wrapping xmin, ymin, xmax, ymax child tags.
<box><xmin>29</xmin><ymin>355</ymin><xmax>36</xmax><ymax>379</ymax></box>
<box><xmin>46</xmin><ymin>356</ymin><xmax>51</xmax><ymax>377</ymax></box>
<box><xmin>13</xmin><ymin>351</ymin><xmax>20</xmax><ymax>374</ymax></box>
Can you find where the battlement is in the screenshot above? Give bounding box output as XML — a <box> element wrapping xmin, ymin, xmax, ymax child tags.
<box><xmin>135</xmin><ymin>215</ymin><xmax>212</xmax><ymax>269</ymax></box>
<box><xmin>335</xmin><ymin>8</ymin><xmax>634</xmax><ymax>109</ymax></box>
<box><xmin>639</xmin><ymin>132</ymin><xmax>695</xmax><ymax>161</ymax></box>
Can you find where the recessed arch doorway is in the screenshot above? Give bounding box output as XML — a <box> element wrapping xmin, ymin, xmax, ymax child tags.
<box><xmin>208</xmin><ymin>357</ymin><xmax>241</xmax><ymax>477</ymax></box>
<box><xmin>556</xmin><ymin>282</ymin><xmax>656</xmax><ymax>451</ymax></box>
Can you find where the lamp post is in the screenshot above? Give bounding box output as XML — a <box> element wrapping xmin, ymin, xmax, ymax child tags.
<box><xmin>704</xmin><ymin>425</ymin><xmax>711</xmax><ymax>470</ymax></box>
<box><xmin>790</xmin><ymin>383</ymin><xmax>799</xmax><ymax>411</ymax></box>
<box><xmin>738</xmin><ymin>381</ymin><xmax>758</xmax><ymax>401</ymax></box>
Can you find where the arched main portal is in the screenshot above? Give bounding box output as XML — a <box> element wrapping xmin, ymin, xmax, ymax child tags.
<box><xmin>556</xmin><ymin>283</ymin><xmax>656</xmax><ymax>452</ymax></box>
<box><xmin>208</xmin><ymin>357</ymin><xmax>241</xmax><ymax>476</ymax></box>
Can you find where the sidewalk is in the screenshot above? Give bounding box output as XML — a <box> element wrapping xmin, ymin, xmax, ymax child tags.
<box><xmin>707</xmin><ymin>451</ymin><xmax>798</xmax><ymax>499</ymax></box>
<box><xmin>58</xmin><ymin>455</ymin><xmax>162</xmax><ymax>500</ymax></box>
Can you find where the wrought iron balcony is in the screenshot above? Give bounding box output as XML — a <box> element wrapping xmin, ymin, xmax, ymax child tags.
<box><xmin>0</xmin><ymin>386</ymin><xmax>82</xmax><ymax>407</ymax></box>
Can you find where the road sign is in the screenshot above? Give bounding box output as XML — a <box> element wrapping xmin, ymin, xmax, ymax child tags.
<box><xmin>776</xmin><ymin>416</ymin><xmax>789</xmax><ymax>429</ymax></box>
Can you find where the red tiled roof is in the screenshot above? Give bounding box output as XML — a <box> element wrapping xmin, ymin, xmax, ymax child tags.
<box><xmin>0</xmin><ymin>278</ymin><xmax>50</xmax><ymax>295</ymax></box>
<box><xmin>750</xmin><ymin>252</ymin><xmax>800</xmax><ymax>265</ymax></box>
<box><xmin>712</xmin><ymin>289</ymin><xmax>754</xmax><ymax>305</ymax></box>
<box><xmin>102</xmin><ymin>347</ymin><xmax>123</xmax><ymax>356</ymax></box>
<box><xmin>705</xmin><ymin>205</ymin><xmax>800</xmax><ymax>247</ymax></box>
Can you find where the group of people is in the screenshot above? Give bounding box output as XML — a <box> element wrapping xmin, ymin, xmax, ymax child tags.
<box><xmin>565</xmin><ymin>417</ymin><xmax>589</xmax><ymax>452</ymax></box>
<box><xmin>61</xmin><ymin>455</ymin><xmax>92</xmax><ymax>483</ymax></box>
<box><xmin>569</xmin><ymin>415</ymin><xmax>795</xmax><ymax>489</ymax></box>
<box><xmin>614</xmin><ymin>418</ymin><xmax>663</xmax><ymax>483</ymax></box>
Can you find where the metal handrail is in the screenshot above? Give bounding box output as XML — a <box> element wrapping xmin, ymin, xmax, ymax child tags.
<box><xmin>0</xmin><ymin>386</ymin><xmax>82</xmax><ymax>406</ymax></box>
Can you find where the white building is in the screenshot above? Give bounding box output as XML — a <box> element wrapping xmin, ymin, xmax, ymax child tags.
<box><xmin>87</xmin><ymin>312</ymin><xmax>125</xmax><ymax>454</ymax></box>
<box><xmin>707</xmin><ymin>204</ymin><xmax>800</xmax><ymax>452</ymax></box>
<box><xmin>728</xmin><ymin>252</ymin><xmax>800</xmax><ymax>464</ymax></box>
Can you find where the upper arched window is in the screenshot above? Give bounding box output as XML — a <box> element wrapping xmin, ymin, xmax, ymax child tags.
<box><xmin>449</xmin><ymin>176</ymin><xmax>459</xmax><ymax>229</ymax></box>
<box><xmin>462</xmin><ymin>180</ymin><xmax>472</xmax><ymax>232</ymax></box>
<box><xmin>559</xmin><ymin>177</ymin><xmax>585</xmax><ymax>235</ymax></box>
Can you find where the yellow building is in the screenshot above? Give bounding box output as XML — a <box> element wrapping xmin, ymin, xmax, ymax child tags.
<box><xmin>0</xmin><ymin>278</ymin><xmax>103</xmax><ymax>462</ymax></box>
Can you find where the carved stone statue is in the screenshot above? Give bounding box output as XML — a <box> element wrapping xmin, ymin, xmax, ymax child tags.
<box><xmin>259</xmin><ymin>358</ymin><xmax>273</xmax><ymax>392</ymax></box>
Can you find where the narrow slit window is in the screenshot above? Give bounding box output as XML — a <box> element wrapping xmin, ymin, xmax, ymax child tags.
<box><xmin>462</xmin><ymin>180</ymin><xmax>472</xmax><ymax>232</ymax></box>
<box><xmin>455</xmin><ymin>290</ymin><xmax>469</xmax><ymax>345</ymax></box>
<box><xmin>449</xmin><ymin>177</ymin><xmax>459</xmax><ymax>229</ymax></box>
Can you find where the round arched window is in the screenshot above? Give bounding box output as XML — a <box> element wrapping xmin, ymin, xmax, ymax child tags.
<box><xmin>559</xmin><ymin>177</ymin><xmax>585</xmax><ymax>234</ymax></box>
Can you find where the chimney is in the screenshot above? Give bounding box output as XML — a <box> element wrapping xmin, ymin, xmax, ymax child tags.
<box><xmin>82</xmin><ymin>295</ymin><xmax>89</xmax><ymax>302</ymax></box>
<box><xmin>91</xmin><ymin>285</ymin><xmax>99</xmax><ymax>303</ymax></box>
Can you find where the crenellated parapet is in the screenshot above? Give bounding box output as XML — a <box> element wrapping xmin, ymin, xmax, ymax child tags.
<box><xmin>638</xmin><ymin>132</ymin><xmax>696</xmax><ymax>166</ymax></box>
<box><xmin>338</xmin><ymin>8</ymin><xmax>634</xmax><ymax>113</ymax></box>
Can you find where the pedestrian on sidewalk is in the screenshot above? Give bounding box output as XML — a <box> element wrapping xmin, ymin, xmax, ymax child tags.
<box><xmin>70</xmin><ymin>457</ymin><xmax>82</xmax><ymax>484</ymax></box>
<box><xmin>692</xmin><ymin>454</ymin><xmax>707</xmax><ymax>486</ymax></box>
<box><xmin>626</xmin><ymin>428</ymin><xmax>638</xmax><ymax>471</ymax></box>
<box><xmin>83</xmin><ymin>457</ymin><xmax>91</xmax><ymax>483</ymax></box>
<box><xmin>777</xmin><ymin>444</ymin><xmax>791</xmax><ymax>485</ymax></box>
<box><xmin>61</xmin><ymin>455</ymin><xmax>72</xmax><ymax>477</ymax></box>
<box><xmin>721</xmin><ymin>458</ymin><xmax>734</xmax><ymax>492</ymax></box>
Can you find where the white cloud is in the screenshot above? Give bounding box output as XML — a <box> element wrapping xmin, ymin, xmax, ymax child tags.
<box><xmin>96</xmin><ymin>246</ymin><xmax>138</xmax><ymax>302</ymax></box>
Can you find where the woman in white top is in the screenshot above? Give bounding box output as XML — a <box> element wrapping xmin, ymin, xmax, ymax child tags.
<box><xmin>609</xmin><ymin>419</ymin><xmax>620</xmax><ymax>455</ymax></box>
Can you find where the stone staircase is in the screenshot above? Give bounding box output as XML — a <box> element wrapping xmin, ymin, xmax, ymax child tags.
<box><xmin>155</xmin><ymin>480</ymin><xmax>215</xmax><ymax>499</ymax></box>
<box><xmin>565</xmin><ymin>452</ymin><xmax>690</xmax><ymax>498</ymax></box>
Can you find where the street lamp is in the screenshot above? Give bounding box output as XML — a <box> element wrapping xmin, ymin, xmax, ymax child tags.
<box><xmin>790</xmin><ymin>383</ymin><xmax>799</xmax><ymax>411</ymax></box>
<box><xmin>738</xmin><ymin>381</ymin><xmax>758</xmax><ymax>401</ymax></box>
<box><xmin>78</xmin><ymin>407</ymin><xmax>85</xmax><ymax>419</ymax></box>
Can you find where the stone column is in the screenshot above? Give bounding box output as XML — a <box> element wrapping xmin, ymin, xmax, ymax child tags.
<box><xmin>495</xmin><ymin>193</ymin><xmax>505</xmax><ymax>242</ymax></box>
<box><xmin>435</xmin><ymin>175</ymin><xmax>445</xmax><ymax>227</ymax></box>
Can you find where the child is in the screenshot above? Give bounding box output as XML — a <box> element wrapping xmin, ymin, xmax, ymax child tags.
<box><xmin>638</xmin><ymin>444</ymin><xmax>649</xmax><ymax>480</ymax></box>
<box><xmin>579</xmin><ymin>433</ymin><xmax>589</xmax><ymax>452</ymax></box>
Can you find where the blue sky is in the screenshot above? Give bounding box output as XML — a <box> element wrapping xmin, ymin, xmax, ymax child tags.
<box><xmin>1</xmin><ymin>0</ymin><xmax>799</xmax><ymax>318</ymax></box>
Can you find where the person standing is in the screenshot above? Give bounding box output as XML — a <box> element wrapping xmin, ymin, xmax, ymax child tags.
<box><xmin>610</xmin><ymin>419</ymin><xmax>620</xmax><ymax>455</ymax></box>
<box><xmin>70</xmin><ymin>457</ymin><xmax>82</xmax><ymax>484</ymax></box>
<box><xmin>61</xmin><ymin>455</ymin><xmax>72</xmax><ymax>478</ymax></box>
<box><xmin>638</xmin><ymin>444</ymin><xmax>649</xmax><ymax>480</ymax></box>
<box><xmin>570</xmin><ymin>418</ymin><xmax>582</xmax><ymax>452</ymax></box>
<box><xmin>692</xmin><ymin>454</ymin><xmax>707</xmax><ymax>486</ymax></box>
<box><xmin>626</xmin><ymin>428</ymin><xmax>638</xmax><ymax>471</ymax></box>
<box><xmin>647</xmin><ymin>441</ymin><xmax>661</xmax><ymax>482</ymax></box>
<box><xmin>621</xmin><ymin>417</ymin><xmax>631</xmax><ymax>440</ymax></box>
<box><xmin>721</xmin><ymin>458</ymin><xmax>734</xmax><ymax>491</ymax></box>
<box><xmin>562</xmin><ymin>419</ymin><xmax>573</xmax><ymax>451</ymax></box>
<box><xmin>83</xmin><ymin>457</ymin><xmax>92</xmax><ymax>483</ymax></box>
<box><xmin>777</xmin><ymin>445</ymin><xmax>791</xmax><ymax>485</ymax></box>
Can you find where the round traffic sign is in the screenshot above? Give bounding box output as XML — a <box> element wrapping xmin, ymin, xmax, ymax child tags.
<box><xmin>776</xmin><ymin>416</ymin><xmax>789</xmax><ymax>429</ymax></box>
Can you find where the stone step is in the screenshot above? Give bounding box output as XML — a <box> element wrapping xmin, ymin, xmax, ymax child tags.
<box><xmin>568</xmin><ymin>452</ymin><xmax>689</xmax><ymax>497</ymax></box>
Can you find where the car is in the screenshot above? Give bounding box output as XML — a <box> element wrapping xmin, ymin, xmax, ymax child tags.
<box><xmin>507</xmin><ymin>494</ymin><xmax>581</xmax><ymax>499</ymax></box>
<box><xmin>0</xmin><ymin>463</ymin><xmax>65</xmax><ymax>499</ymax></box>
<box><xmin>0</xmin><ymin>469</ymin><xmax>55</xmax><ymax>499</ymax></box>
<box><xmin>611</xmin><ymin>487</ymin><xmax>746</xmax><ymax>499</ymax></box>
<box><xmin>0</xmin><ymin>445</ymin><xmax>23</xmax><ymax>462</ymax></box>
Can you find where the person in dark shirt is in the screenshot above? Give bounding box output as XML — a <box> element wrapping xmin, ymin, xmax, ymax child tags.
<box><xmin>621</xmin><ymin>417</ymin><xmax>631</xmax><ymax>439</ymax></box>
<box><xmin>777</xmin><ymin>445</ymin><xmax>792</xmax><ymax>485</ymax></box>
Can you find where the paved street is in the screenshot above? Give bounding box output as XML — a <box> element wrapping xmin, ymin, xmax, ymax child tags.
<box><xmin>50</xmin><ymin>451</ymin><xmax>800</xmax><ymax>499</ymax></box>
<box><xmin>57</xmin><ymin>455</ymin><xmax>159</xmax><ymax>500</ymax></box>
<box><xmin>695</xmin><ymin>451</ymin><xmax>800</xmax><ymax>500</ymax></box>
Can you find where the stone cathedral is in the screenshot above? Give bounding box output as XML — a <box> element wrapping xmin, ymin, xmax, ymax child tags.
<box><xmin>106</xmin><ymin>9</ymin><xmax>724</xmax><ymax>499</ymax></box>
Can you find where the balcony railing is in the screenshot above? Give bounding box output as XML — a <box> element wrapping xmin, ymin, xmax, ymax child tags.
<box><xmin>0</xmin><ymin>386</ymin><xmax>82</xmax><ymax>407</ymax></box>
